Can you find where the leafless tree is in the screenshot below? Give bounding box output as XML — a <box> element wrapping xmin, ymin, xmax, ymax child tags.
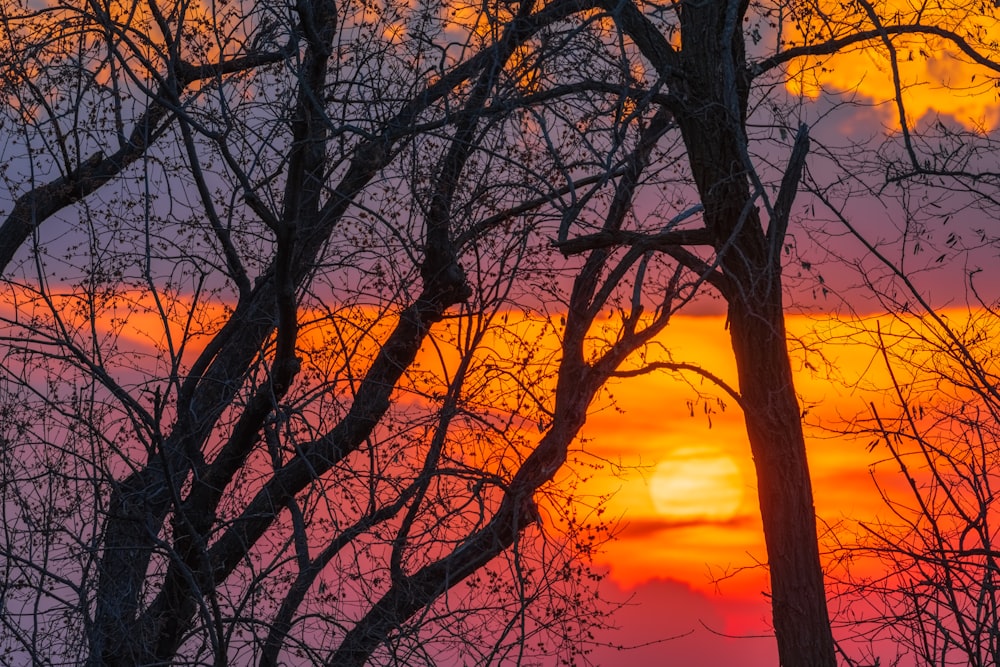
<box><xmin>818</xmin><ymin>298</ymin><xmax>1000</xmax><ymax>667</ymax></box>
<box><xmin>5</xmin><ymin>0</ymin><xmax>1000</xmax><ymax>664</ymax></box>
<box><xmin>550</xmin><ymin>1</ymin><xmax>1000</xmax><ymax>665</ymax></box>
<box><xmin>0</xmin><ymin>0</ymin><xmax>692</xmax><ymax>663</ymax></box>
<box><xmin>809</xmin><ymin>45</ymin><xmax>1000</xmax><ymax>660</ymax></box>
<box><xmin>781</xmin><ymin>2</ymin><xmax>1000</xmax><ymax>660</ymax></box>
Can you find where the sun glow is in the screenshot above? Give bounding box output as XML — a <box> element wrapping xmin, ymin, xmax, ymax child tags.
<box><xmin>572</xmin><ymin>310</ymin><xmax>995</xmax><ymax>598</ymax></box>
<box><xmin>649</xmin><ymin>447</ymin><xmax>744</xmax><ymax>521</ymax></box>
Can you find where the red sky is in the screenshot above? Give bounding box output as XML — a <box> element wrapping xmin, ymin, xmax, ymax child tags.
<box><xmin>562</xmin><ymin>307</ymin><xmax>984</xmax><ymax>665</ymax></box>
<box><xmin>5</xmin><ymin>3</ymin><xmax>998</xmax><ymax>662</ymax></box>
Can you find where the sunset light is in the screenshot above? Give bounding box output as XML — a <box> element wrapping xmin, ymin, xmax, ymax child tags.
<box><xmin>784</xmin><ymin>0</ymin><xmax>1000</xmax><ymax>128</ymax></box>
<box><xmin>648</xmin><ymin>447</ymin><xmax>743</xmax><ymax>521</ymax></box>
<box><xmin>2</xmin><ymin>0</ymin><xmax>999</xmax><ymax>665</ymax></box>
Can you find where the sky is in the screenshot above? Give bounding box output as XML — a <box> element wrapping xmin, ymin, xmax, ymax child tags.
<box><xmin>3</xmin><ymin>2</ymin><xmax>1000</xmax><ymax>664</ymax></box>
<box><xmin>549</xmin><ymin>302</ymin><xmax>1000</xmax><ymax>666</ymax></box>
<box><xmin>553</xmin><ymin>312</ymin><xmax>905</xmax><ymax>665</ymax></box>
<box><xmin>551</xmin><ymin>11</ymin><xmax>1000</xmax><ymax>662</ymax></box>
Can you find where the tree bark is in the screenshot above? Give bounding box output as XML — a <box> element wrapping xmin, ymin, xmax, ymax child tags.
<box><xmin>670</xmin><ymin>2</ymin><xmax>837</xmax><ymax>665</ymax></box>
<box><xmin>728</xmin><ymin>295</ymin><xmax>836</xmax><ymax>667</ymax></box>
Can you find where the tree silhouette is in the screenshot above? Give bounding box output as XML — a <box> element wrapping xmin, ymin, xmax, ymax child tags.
<box><xmin>0</xmin><ymin>0</ymin><xmax>684</xmax><ymax>662</ymax></box>
<box><xmin>2</xmin><ymin>0</ymin><xmax>1000</xmax><ymax>664</ymax></box>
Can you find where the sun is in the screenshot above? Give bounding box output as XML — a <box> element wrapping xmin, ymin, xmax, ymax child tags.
<box><xmin>649</xmin><ymin>446</ymin><xmax>744</xmax><ymax>521</ymax></box>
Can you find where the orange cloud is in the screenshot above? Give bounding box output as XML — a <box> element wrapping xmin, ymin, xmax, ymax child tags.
<box><xmin>784</xmin><ymin>1</ymin><xmax>1000</xmax><ymax>129</ymax></box>
<box><xmin>573</xmin><ymin>309</ymin><xmax>991</xmax><ymax>601</ymax></box>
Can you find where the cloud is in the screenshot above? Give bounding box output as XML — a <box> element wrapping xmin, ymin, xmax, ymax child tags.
<box><xmin>583</xmin><ymin>577</ymin><xmax>777</xmax><ymax>667</ymax></box>
<box><xmin>621</xmin><ymin>513</ymin><xmax>756</xmax><ymax>538</ymax></box>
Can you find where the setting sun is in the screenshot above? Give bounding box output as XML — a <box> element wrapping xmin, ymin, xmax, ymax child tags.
<box><xmin>648</xmin><ymin>447</ymin><xmax>743</xmax><ymax>521</ymax></box>
<box><xmin>4</xmin><ymin>0</ymin><xmax>1000</xmax><ymax>665</ymax></box>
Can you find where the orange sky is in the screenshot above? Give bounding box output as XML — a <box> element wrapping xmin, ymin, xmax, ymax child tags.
<box><xmin>6</xmin><ymin>282</ymin><xmax>955</xmax><ymax>663</ymax></box>
<box><xmin>551</xmin><ymin>309</ymin><xmax>979</xmax><ymax>665</ymax></box>
<box><xmin>0</xmin><ymin>283</ymin><xmax>971</xmax><ymax>590</ymax></box>
<box><xmin>5</xmin><ymin>4</ymin><xmax>997</xmax><ymax>660</ymax></box>
<box><xmin>394</xmin><ymin>304</ymin><xmax>968</xmax><ymax>609</ymax></box>
<box><xmin>785</xmin><ymin>0</ymin><xmax>1000</xmax><ymax>129</ymax></box>
<box><xmin>557</xmin><ymin>312</ymin><xmax>897</xmax><ymax>593</ymax></box>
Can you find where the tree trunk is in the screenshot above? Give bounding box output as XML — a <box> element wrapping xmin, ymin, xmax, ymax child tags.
<box><xmin>672</xmin><ymin>2</ymin><xmax>837</xmax><ymax>664</ymax></box>
<box><xmin>729</xmin><ymin>295</ymin><xmax>837</xmax><ymax>667</ymax></box>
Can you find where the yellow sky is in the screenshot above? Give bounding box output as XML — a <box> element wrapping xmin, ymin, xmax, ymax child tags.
<box><xmin>568</xmin><ymin>310</ymin><xmax>965</xmax><ymax>600</ymax></box>
<box><xmin>3</xmin><ymin>282</ymin><xmax>981</xmax><ymax>609</ymax></box>
<box><xmin>785</xmin><ymin>1</ymin><xmax>1000</xmax><ymax>129</ymax></box>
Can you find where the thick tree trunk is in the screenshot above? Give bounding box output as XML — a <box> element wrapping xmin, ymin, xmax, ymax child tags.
<box><xmin>670</xmin><ymin>2</ymin><xmax>837</xmax><ymax>665</ymax></box>
<box><xmin>728</xmin><ymin>295</ymin><xmax>836</xmax><ymax>667</ymax></box>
